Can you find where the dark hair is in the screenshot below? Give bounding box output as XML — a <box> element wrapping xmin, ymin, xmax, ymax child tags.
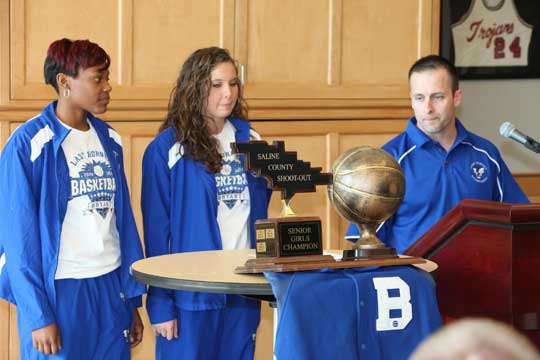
<box><xmin>160</xmin><ymin>47</ymin><xmax>247</xmax><ymax>173</ymax></box>
<box><xmin>408</xmin><ymin>55</ymin><xmax>459</xmax><ymax>93</ymax></box>
<box><xmin>44</xmin><ymin>38</ymin><xmax>110</xmax><ymax>92</ymax></box>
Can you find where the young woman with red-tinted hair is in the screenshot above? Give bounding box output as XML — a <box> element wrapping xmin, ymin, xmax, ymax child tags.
<box><xmin>0</xmin><ymin>38</ymin><xmax>146</xmax><ymax>359</ymax></box>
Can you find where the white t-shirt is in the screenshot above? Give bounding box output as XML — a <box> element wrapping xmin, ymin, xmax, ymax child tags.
<box><xmin>213</xmin><ymin>120</ymin><xmax>251</xmax><ymax>250</ymax></box>
<box><xmin>55</xmin><ymin>119</ymin><xmax>121</xmax><ymax>279</ymax></box>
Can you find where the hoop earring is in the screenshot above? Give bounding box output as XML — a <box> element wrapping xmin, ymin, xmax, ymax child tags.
<box><xmin>63</xmin><ymin>88</ymin><xmax>70</xmax><ymax>97</ymax></box>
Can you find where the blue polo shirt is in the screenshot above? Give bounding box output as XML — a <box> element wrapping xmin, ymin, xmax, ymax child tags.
<box><xmin>345</xmin><ymin>117</ymin><xmax>529</xmax><ymax>253</ymax></box>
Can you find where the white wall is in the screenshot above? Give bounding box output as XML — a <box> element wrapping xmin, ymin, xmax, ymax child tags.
<box><xmin>457</xmin><ymin>79</ymin><xmax>540</xmax><ymax>174</ymax></box>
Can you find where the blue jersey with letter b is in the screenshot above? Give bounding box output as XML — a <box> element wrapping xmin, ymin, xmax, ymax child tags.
<box><xmin>265</xmin><ymin>266</ymin><xmax>441</xmax><ymax>360</ymax></box>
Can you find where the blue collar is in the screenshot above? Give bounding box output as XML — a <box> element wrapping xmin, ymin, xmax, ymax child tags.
<box><xmin>228</xmin><ymin>117</ymin><xmax>249</xmax><ymax>141</ymax></box>
<box><xmin>42</xmin><ymin>101</ymin><xmax>109</xmax><ymax>154</ymax></box>
<box><xmin>406</xmin><ymin>117</ymin><xmax>471</xmax><ymax>151</ymax></box>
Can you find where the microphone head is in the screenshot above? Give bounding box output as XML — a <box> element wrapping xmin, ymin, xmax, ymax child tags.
<box><xmin>499</xmin><ymin>122</ymin><xmax>515</xmax><ymax>138</ymax></box>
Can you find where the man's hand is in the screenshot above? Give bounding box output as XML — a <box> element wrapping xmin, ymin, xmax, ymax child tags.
<box><xmin>130</xmin><ymin>307</ymin><xmax>144</xmax><ymax>347</ymax></box>
<box><xmin>151</xmin><ymin>319</ymin><xmax>178</xmax><ymax>341</ymax></box>
<box><xmin>32</xmin><ymin>323</ymin><xmax>62</xmax><ymax>355</ymax></box>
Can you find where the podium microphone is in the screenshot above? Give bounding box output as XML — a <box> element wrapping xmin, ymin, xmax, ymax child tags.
<box><xmin>499</xmin><ymin>122</ymin><xmax>540</xmax><ymax>154</ymax></box>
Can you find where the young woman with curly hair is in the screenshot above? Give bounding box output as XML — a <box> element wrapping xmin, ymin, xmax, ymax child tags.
<box><xmin>141</xmin><ymin>47</ymin><xmax>271</xmax><ymax>360</ymax></box>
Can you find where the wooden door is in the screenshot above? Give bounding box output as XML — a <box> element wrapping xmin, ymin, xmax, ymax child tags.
<box><xmin>236</xmin><ymin>0</ymin><xmax>438</xmax><ymax>105</ymax></box>
<box><xmin>7</xmin><ymin>0</ymin><xmax>236</xmax><ymax>106</ymax></box>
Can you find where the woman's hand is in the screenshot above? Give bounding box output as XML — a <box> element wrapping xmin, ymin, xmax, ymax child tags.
<box><xmin>151</xmin><ymin>319</ymin><xmax>178</xmax><ymax>341</ymax></box>
<box><xmin>32</xmin><ymin>323</ymin><xmax>62</xmax><ymax>355</ymax></box>
<box><xmin>130</xmin><ymin>307</ymin><xmax>144</xmax><ymax>347</ymax></box>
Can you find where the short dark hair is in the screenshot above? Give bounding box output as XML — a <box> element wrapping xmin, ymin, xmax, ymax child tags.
<box><xmin>408</xmin><ymin>55</ymin><xmax>459</xmax><ymax>93</ymax></box>
<box><xmin>44</xmin><ymin>38</ymin><xmax>110</xmax><ymax>93</ymax></box>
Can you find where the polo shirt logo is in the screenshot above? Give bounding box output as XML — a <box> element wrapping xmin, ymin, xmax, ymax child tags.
<box><xmin>471</xmin><ymin>161</ymin><xmax>488</xmax><ymax>183</ymax></box>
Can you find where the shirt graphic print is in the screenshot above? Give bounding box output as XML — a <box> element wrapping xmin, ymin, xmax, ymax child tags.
<box><xmin>214</xmin><ymin>120</ymin><xmax>251</xmax><ymax>250</ymax></box>
<box><xmin>69</xmin><ymin>152</ymin><xmax>116</xmax><ymax>218</ymax></box>
<box><xmin>56</xmin><ymin>119</ymin><xmax>121</xmax><ymax>280</ymax></box>
<box><xmin>216</xmin><ymin>152</ymin><xmax>249</xmax><ymax>209</ymax></box>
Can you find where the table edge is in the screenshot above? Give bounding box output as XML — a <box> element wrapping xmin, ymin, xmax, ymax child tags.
<box><xmin>131</xmin><ymin>268</ymin><xmax>274</xmax><ymax>295</ymax></box>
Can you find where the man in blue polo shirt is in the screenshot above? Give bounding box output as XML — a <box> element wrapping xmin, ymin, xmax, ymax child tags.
<box><xmin>346</xmin><ymin>55</ymin><xmax>529</xmax><ymax>253</ymax></box>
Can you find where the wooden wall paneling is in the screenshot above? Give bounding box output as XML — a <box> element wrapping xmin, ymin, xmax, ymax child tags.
<box><xmin>2</xmin><ymin>0</ymin><xmax>438</xmax><ymax>120</ymax></box>
<box><xmin>132</xmin><ymin>0</ymin><xmax>218</xmax><ymax>84</ymax></box>
<box><xmin>235</xmin><ymin>0</ymin><xmax>438</xmax><ymax>102</ymax></box>
<box><xmin>248</xmin><ymin>99</ymin><xmax>414</xmax><ymax>121</ymax></box>
<box><xmin>341</xmin><ymin>0</ymin><xmax>423</xmax><ymax>98</ymax></box>
<box><xmin>7</xmin><ymin>0</ymin><xmax>236</xmax><ymax>106</ymax></box>
<box><xmin>515</xmin><ymin>174</ymin><xmax>540</xmax><ymax>203</ymax></box>
<box><xmin>328</xmin><ymin>0</ymin><xmax>343</xmax><ymax>86</ymax></box>
<box><xmin>108</xmin><ymin>120</ymin><xmax>159</xmax><ymax>221</ymax></box>
<box><xmin>240</xmin><ymin>0</ymin><xmax>330</xmax><ymax>99</ymax></box>
<box><xmin>0</xmin><ymin>120</ymin><xmax>10</xmax><ymax>150</ymax></box>
<box><xmin>123</xmin><ymin>134</ymin><xmax>133</xmax><ymax>189</ymax></box>
<box><xmin>130</xmin><ymin>295</ymin><xmax>155</xmax><ymax>360</ymax></box>
<box><xmin>220</xmin><ymin>0</ymin><xmax>236</xmax><ymax>52</ymax></box>
<box><xmin>254</xmin><ymin>303</ymin><xmax>274</xmax><ymax>360</ymax></box>
<box><xmin>326</xmin><ymin>132</ymin><xmax>342</xmax><ymax>249</ymax></box>
<box><xmin>221</xmin><ymin>0</ymin><xmax>436</xmax><ymax>118</ymax></box>
<box><xmin>10</xmin><ymin>0</ymin><xmax>119</xmax><ymax>100</ymax></box>
<box><xmin>119</xmin><ymin>0</ymin><xmax>235</xmax><ymax>100</ymax></box>
<box><xmin>0</xmin><ymin>300</ymin><xmax>8</xmax><ymax>360</ymax></box>
<box><xmin>220</xmin><ymin>0</ymin><xmax>438</xmax><ymax>102</ymax></box>
<box><xmin>253</xmin><ymin>119</ymin><xmax>408</xmax><ymax>137</ymax></box>
<box><xmin>8</xmin><ymin>304</ymin><xmax>18</xmax><ymax>360</ymax></box>
<box><xmin>423</xmin><ymin>0</ymin><xmax>441</xmax><ymax>57</ymax></box>
<box><xmin>118</xmin><ymin>0</ymin><xmax>133</xmax><ymax>87</ymax></box>
<box><xmin>233</xmin><ymin>0</ymin><xmax>247</xmax><ymax>68</ymax></box>
<box><xmin>129</xmin><ymin>135</ymin><xmax>154</xmax><ymax>243</ymax></box>
<box><xmin>0</xmin><ymin>0</ymin><xmax>9</xmax><ymax>106</ymax></box>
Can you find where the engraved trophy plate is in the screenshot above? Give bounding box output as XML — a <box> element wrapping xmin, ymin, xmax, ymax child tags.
<box><xmin>255</xmin><ymin>217</ymin><xmax>322</xmax><ymax>258</ymax></box>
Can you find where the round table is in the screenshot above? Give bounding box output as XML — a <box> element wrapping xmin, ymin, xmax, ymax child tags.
<box><xmin>130</xmin><ymin>249</ymin><xmax>437</xmax><ymax>299</ymax></box>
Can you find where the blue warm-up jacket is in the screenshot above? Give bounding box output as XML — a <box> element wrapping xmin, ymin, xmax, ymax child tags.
<box><xmin>141</xmin><ymin>118</ymin><xmax>272</xmax><ymax>324</ymax></box>
<box><xmin>0</xmin><ymin>101</ymin><xmax>146</xmax><ymax>332</ymax></box>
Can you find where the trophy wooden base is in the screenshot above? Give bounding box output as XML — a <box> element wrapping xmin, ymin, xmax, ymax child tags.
<box><xmin>235</xmin><ymin>254</ymin><xmax>425</xmax><ymax>274</ymax></box>
<box><xmin>342</xmin><ymin>247</ymin><xmax>398</xmax><ymax>260</ymax></box>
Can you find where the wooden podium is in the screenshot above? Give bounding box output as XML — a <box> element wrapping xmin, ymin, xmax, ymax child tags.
<box><xmin>405</xmin><ymin>199</ymin><xmax>540</xmax><ymax>345</ymax></box>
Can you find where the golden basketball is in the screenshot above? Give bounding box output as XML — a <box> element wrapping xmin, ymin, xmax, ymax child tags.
<box><xmin>328</xmin><ymin>146</ymin><xmax>405</xmax><ymax>225</ymax></box>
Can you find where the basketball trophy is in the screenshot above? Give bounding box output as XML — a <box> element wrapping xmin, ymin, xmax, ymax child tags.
<box><xmin>328</xmin><ymin>146</ymin><xmax>404</xmax><ymax>260</ymax></box>
<box><xmin>233</xmin><ymin>141</ymin><xmax>423</xmax><ymax>273</ymax></box>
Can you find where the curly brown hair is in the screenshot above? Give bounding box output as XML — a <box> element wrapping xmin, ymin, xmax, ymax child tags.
<box><xmin>160</xmin><ymin>47</ymin><xmax>248</xmax><ymax>173</ymax></box>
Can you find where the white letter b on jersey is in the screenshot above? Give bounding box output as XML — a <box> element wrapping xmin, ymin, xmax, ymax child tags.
<box><xmin>372</xmin><ymin>277</ymin><xmax>412</xmax><ymax>331</ymax></box>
